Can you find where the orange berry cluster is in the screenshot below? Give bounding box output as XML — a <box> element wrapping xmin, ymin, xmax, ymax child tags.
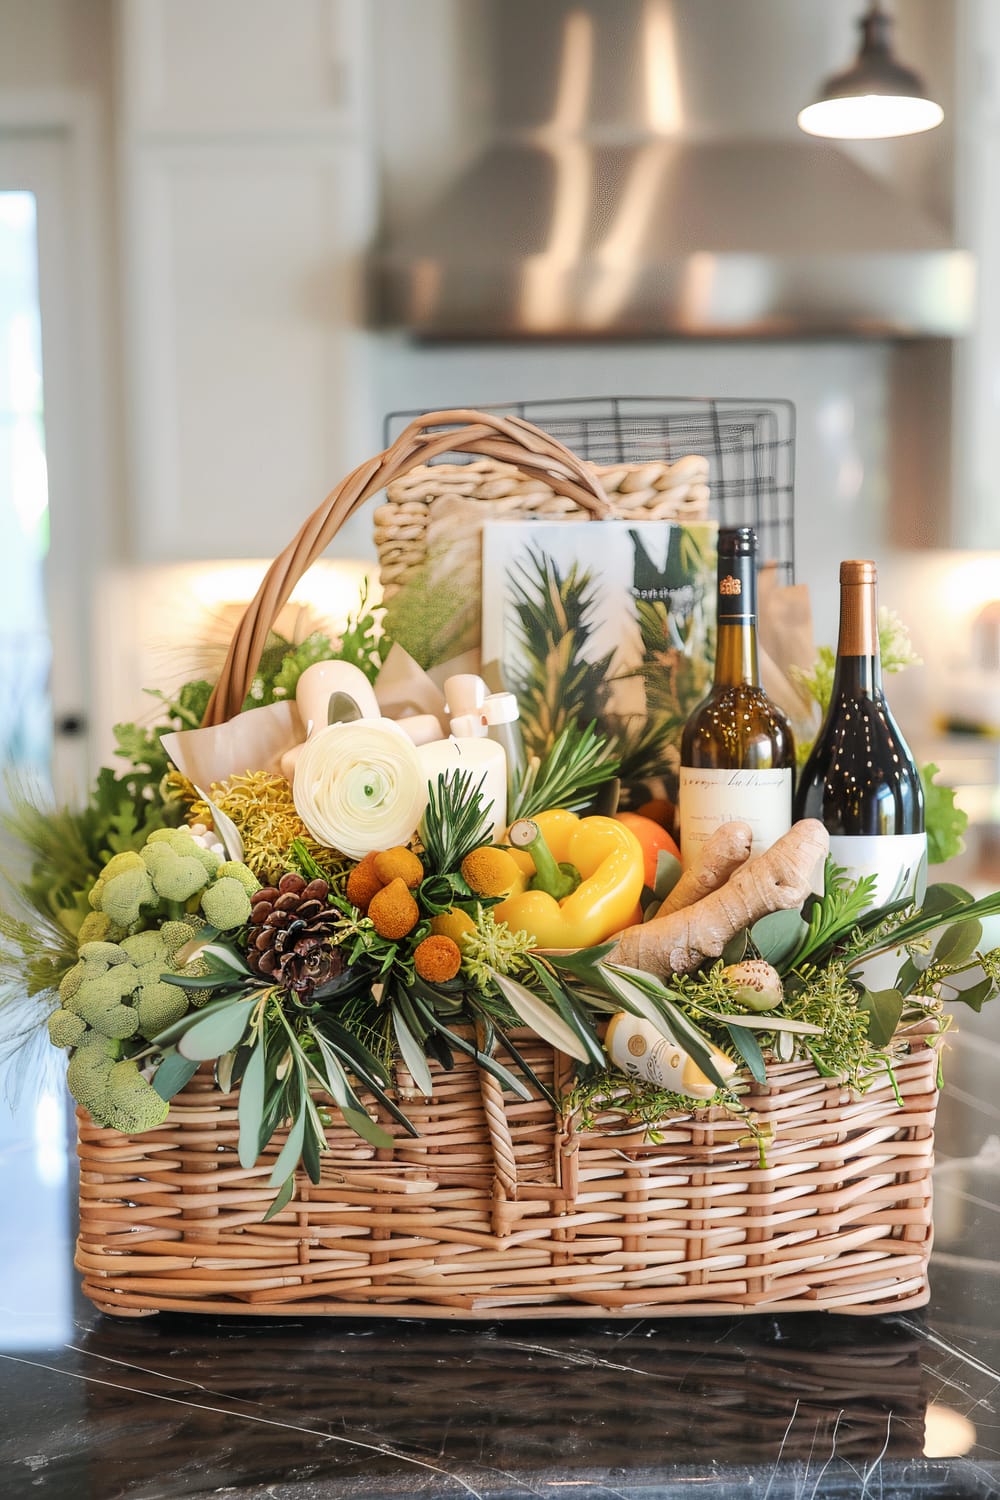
<box><xmin>345</xmin><ymin>846</ymin><xmax>463</xmax><ymax>984</ymax></box>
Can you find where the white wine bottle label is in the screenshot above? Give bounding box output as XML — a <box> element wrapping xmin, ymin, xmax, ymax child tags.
<box><xmin>679</xmin><ymin>767</ymin><xmax>792</xmax><ymax>864</ymax></box>
<box><xmin>605</xmin><ymin>1013</ymin><xmax>736</xmax><ymax>1100</ymax></box>
<box><xmin>827</xmin><ymin>832</ymin><xmax>928</xmax><ymax>912</ymax></box>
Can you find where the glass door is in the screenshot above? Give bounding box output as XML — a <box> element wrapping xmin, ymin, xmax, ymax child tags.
<box><xmin>0</xmin><ymin>132</ymin><xmax>89</xmax><ymax>1348</ymax></box>
<box><xmin>0</xmin><ymin>190</ymin><xmax>51</xmax><ymax>794</ymax></box>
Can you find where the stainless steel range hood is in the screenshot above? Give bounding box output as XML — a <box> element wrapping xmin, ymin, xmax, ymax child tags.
<box><xmin>370</xmin><ymin>0</ymin><xmax>973</xmax><ymax>339</ymax></box>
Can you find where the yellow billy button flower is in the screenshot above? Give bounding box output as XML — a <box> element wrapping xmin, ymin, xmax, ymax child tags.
<box><xmin>460</xmin><ymin>845</ymin><xmax>524</xmax><ymax>899</ymax></box>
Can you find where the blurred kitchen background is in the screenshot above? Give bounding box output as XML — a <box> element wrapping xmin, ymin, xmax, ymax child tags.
<box><xmin>1</xmin><ymin>0</ymin><xmax>999</xmax><ymax>873</ymax></box>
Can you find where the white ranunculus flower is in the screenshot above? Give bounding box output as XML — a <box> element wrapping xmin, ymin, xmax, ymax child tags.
<box><xmin>292</xmin><ymin>719</ymin><xmax>429</xmax><ymax>859</ymax></box>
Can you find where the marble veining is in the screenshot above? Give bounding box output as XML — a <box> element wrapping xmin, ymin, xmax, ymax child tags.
<box><xmin>1</xmin><ymin>1007</ymin><xmax>1000</xmax><ymax>1498</ymax></box>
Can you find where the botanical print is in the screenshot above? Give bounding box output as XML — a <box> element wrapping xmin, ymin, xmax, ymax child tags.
<box><xmin>480</xmin><ymin>520</ymin><xmax>718</xmax><ymax>806</ymax></box>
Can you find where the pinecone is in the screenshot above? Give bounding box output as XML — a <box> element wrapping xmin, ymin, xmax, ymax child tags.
<box><xmin>247</xmin><ymin>872</ymin><xmax>345</xmax><ymax>998</ymax></box>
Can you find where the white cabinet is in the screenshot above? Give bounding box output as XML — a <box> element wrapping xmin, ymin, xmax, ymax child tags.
<box><xmin>120</xmin><ymin>0</ymin><xmax>366</xmax><ymax>135</ymax></box>
<box><xmin>117</xmin><ymin>0</ymin><xmax>377</xmax><ymax>562</ymax></box>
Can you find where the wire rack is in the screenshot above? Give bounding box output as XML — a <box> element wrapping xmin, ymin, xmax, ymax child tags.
<box><xmin>385</xmin><ymin>395</ymin><xmax>796</xmax><ymax>580</ymax></box>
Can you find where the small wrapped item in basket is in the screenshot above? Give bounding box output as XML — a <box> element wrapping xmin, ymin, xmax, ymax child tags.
<box><xmin>4</xmin><ymin>410</ymin><xmax>996</xmax><ymax>1319</ymax></box>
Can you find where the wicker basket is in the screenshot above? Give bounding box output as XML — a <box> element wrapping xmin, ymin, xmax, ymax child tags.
<box><xmin>374</xmin><ymin>452</ymin><xmax>710</xmax><ymax>600</ymax></box>
<box><xmin>75</xmin><ymin>410</ymin><xmax>938</xmax><ymax>1319</ymax></box>
<box><xmin>77</xmin><ymin>1020</ymin><xmax>938</xmax><ymax>1319</ymax></box>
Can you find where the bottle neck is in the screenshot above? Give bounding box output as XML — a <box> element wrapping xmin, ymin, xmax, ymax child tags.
<box><xmin>833</xmin><ymin>578</ymin><xmax>883</xmax><ymax>696</ymax></box>
<box><xmin>714</xmin><ymin>547</ymin><xmax>760</xmax><ymax>687</ymax></box>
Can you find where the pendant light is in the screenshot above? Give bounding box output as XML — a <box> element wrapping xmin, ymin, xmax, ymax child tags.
<box><xmin>798</xmin><ymin>1</ymin><xmax>943</xmax><ymax>140</ymax></box>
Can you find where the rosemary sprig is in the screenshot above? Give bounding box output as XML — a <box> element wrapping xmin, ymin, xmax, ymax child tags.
<box><xmin>420</xmin><ymin>770</ymin><xmax>493</xmax><ymax>875</ymax></box>
<box><xmin>510</xmin><ymin>719</ymin><xmax>619</xmax><ymax>821</ymax></box>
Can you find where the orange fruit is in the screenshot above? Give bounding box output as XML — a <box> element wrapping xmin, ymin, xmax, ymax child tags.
<box><xmin>616</xmin><ymin>812</ymin><xmax>682</xmax><ymax>890</ymax></box>
<box><xmin>635</xmin><ymin>797</ymin><xmax>677</xmax><ymax>832</ymax></box>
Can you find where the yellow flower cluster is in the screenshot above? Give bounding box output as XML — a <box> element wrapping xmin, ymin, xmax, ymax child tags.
<box><xmin>193</xmin><ymin>771</ymin><xmax>338</xmax><ymax>885</ymax></box>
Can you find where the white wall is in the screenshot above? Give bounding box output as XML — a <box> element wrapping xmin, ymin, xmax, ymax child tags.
<box><xmin>0</xmin><ymin>0</ymin><xmax>991</xmax><ymax>761</ymax></box>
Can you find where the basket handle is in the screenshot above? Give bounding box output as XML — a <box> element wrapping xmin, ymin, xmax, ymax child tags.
<box><xmin>203</xmin><ymin>408</ymin><xmax>613</xmax><ymax>727</ymax></box>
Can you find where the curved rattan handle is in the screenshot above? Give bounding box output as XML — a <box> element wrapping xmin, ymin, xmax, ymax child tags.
<box><xmin>203</xmin><ymin>408</ymin><xmax>613</xmax><ymax>726</ymax></box>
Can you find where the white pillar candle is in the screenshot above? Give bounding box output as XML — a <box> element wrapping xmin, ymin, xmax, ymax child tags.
<box><xmin>395</xmin><ymin>714</ymin><xmax>448</xmax><ymax>747</ymax></box>
<box><xmin>416</xmin><ymin>736</ymin><xmax>508</xmax><ymax>841</ymax></box>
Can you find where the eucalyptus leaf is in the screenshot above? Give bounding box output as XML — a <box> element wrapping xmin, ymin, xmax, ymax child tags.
<box><xmin>322</xmin><ymin>1021</ymin><xmax>392</xmax><ymax>1089</ymax></box>
<box><xmin>301</xmin><ymin>1119</ymin><xmax>322</xmax><ymax>1185</ymax></box>
<box><xmin>491</xmin><ymin>972</ymin><xmax>591</xmax><ymax>1062</ymax></box>
<box><xmin>215</xmin><ymin>1049</ymin><xmax>237</xmax><ymax>1094</ymax></box>
<box><xmin>162</xmin><ymin>970</ymin><xmax>238</xmax><ymax>993</ymax></box>
<box><xmin>424</xmin><ymin>1031</ymin><xmax>454</xmax><ymax>1072</ymax></box>
<box><xmin>310</xmin><ymin>1032</ymin><xmax>353</xmax><ymax>1110</ymax></box>
<box><xmin>894</xmin><ymin>955</ymin><xmax>927</xmax><ymax>997</ymax></box>
<box><xmin>920</xmin><ymin>882</ymin><xmax>973</xmax><ymax>917</ymax></box>
<box><xmin>268</xmin><ymin>1109</ymin><xmax>306</xmax><ymax>1187</ymax></box>
<box><xmin>751</xmin><ymin>907</ymin><xmax>808</xmax><ymax>969</ymax></box>
<box><xmin>524</xmin><ymin>957</ymin><xmax>606</xmax><ymax>1070</ymax></box>
<box><xmin>850</xmin><ymin>888</ymin><xmax>1000</xmax><ymax>966</ymax></box>
<box><xmin>178</xmin><ymin>998</ymin><xmax>255</xmax><ymax>1061</ymax></box>
<box><xmin>237</xmin><ymin>1039</ymin><xmax>267</xmax><ymax>1169</ymax></box>
<box><xmin>856</xmin><ymin>987</ymin><xmax>904</xmax><ymax>1048</ymax></box>
<box><xmin>151</xmin><ymin>1048</ymin><xmax>200</xmax><ymax>1103</ymax></box>
<box><xmin>195</xmin><ymin>787</ymin><xmax>245</xmax><ymax>862</ymax></box>
<box><xmin>698</xmin><ymin>1009</ymin><xmax>823</xmax><ymax>1035</ymax></box>
<box><xmin>949</xmin><ymin>974</ymin><xmax>995</xmax><ymax>1013</ymax></box>
<box><xmin>492</xmin><ymin>1027</ymin><xmax>556</xmax><ymax>1105</ymax></box>
<box><xmin>934</xmin><ymin>919</ymin><xmax>983</xmax><ymax>968</ymax></box>
<box><xmin>775</xmin><ymin>1030</ymin><xmax>796</xmax><ymax>1063</ymax></box>
<box><xmin>199</xmin><ymin>943</ymin><xmax>254</xmax><ymax>976</ymax></box>
<box><xmin>410</xmin><ymin>991</ymin><xmax>534</xmax><ymax>1099</ymax></box>
<box><xmin>725</xmin><ymin>1023</ymin><xmax>767</xmax><ymax>1085</ymax></box>
<box><xmin>720</xmin><ymin>930</ymin><xmax>748</xmax><ymax>967</ymax></box>
<box><xmin>341</xmin><ymin>1107</ymin><xmax>394</xmax><ymax>1149</ymax></box>
<box><xmin>311</xmin><ymin>1025</ymin><xmax>418</xmax><ymax>1136</ymax></box>
<box><xmin>263</xmin><ymin>1173</ymin><xmax>296</xmax><ymax>1222</ymax></box>
<box><xmin>653</xmin><ymin>850</ymin><xmax>682</xmax><ymax>902</ymax></box>
<box><xmin>392</xmin><ymin>1004</ymin><xmax>435</xmax><ymax>1096</ymax></box>
<box><xmin>544</xmin><ymin>942</ymin><xmax>618</xmax><ymax>984</ymax></box>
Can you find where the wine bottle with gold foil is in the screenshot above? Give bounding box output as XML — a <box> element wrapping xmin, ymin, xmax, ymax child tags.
<box><xmin>679</xmin><ymin>527</ymin><xmax>795</xmax><ymax>864</ymax></box>
<box><xmin>794</xmin><ymin>559</ymin><xmax>926</xmax><ymax>906</ymax></box>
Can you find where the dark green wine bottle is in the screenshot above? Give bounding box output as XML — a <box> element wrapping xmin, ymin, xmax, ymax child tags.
<box><xmin>794</xmin><ymin>559</ymin><xmax>926</xmax><ymax>906</ymax></box>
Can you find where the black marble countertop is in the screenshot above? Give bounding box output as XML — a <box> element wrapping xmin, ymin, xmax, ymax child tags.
<box><xmin>2</xmin><ymin>1004</ymin><xmax>1000</xmax><ymax>1499</ymax></box>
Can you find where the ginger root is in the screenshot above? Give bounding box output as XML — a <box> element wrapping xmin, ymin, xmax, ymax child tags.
<box><xmin>609</xmin><ymin>819</ymin><xmax>829</xmax><ymax>982</ymax></box>
<box><xmin>658</xmin><ymin>820</ymin><xmax>752</xmax><ymax>917</ymax></box>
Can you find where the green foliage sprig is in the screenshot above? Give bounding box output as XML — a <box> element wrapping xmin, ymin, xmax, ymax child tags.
<box><xmin>420</xmin><ymin>769</ymin><xmax>494</xmax><ymax>875</ymax></box>
<box><xmin>510</xmin><ymin>719</ymin><xmax>619</xmax><ymax>821</ymax></box>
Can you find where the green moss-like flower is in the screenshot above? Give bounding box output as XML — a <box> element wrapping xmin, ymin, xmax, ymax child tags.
<box><xmin>47</xmin><ymin>1009</ymin><xmax>87</xmax><ymax>1048</ymax></box>
<box><xmin>88</xmin><ymin>851</ymin><xmax>157</xmax><ymax>930</ymax></box>
<box><xmin>200</xmin><ymin>876</ymin><xmax>253</xmax><ymax>931</ymax></box>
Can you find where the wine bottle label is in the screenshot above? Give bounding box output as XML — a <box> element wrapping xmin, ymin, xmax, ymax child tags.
<box><xmin>679</xmin><ymin>767</ymin><xmax>792</xmax><ymax>863</ymax></box>
<box><xmin>827</xmin><ymin>832</ymin><xmax>928</xmax><ymax>911</ymax></box>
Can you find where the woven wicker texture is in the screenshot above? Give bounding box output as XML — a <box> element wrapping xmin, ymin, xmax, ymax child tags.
<box><xmin>375</xmin><ymin>453</ymin><xmax>710</xmax><ymax>599</ymax></box>
<box><xmin>76</xmin><ymin>1021</ymin><xmax>937</xmax><ymax>1319</ymax></box>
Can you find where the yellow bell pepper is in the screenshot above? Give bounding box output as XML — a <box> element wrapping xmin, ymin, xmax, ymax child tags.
<box><xmin>494</xmin><ymin>809</ymin><xmax>644</xmax><ymax>949</ymax></box>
